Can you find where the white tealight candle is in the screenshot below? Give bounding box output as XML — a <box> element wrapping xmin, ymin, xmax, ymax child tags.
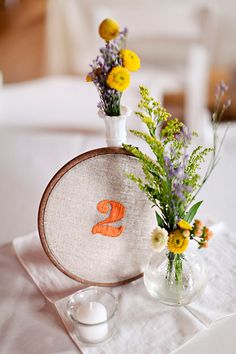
<box><xmin>75</xmin><ymin>301</ymin><xmax>108</xmax><ymax>343</ymax></box>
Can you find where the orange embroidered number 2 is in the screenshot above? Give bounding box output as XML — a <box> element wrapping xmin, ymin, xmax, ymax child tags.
<box><xmin>92</xmin><ymin>200</ymin><xmax>125</xmax><ymax>237</ymax></box>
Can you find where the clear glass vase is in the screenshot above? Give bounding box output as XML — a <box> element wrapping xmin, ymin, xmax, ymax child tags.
<box><xmin>143</xmin><ymin>250</ymin><xmax>207</xmax><ymax>306</ymax></box>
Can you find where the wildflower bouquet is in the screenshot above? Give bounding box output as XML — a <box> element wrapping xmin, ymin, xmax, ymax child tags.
<box><xmin>86</xmin><ymin>18</ymin><xmax>140</xmax><ymax>117</ymax></box>
<box><xmin>123</xmin><ymin>83</ymin><xmax>230</xmax><ymax>293</ymax></box>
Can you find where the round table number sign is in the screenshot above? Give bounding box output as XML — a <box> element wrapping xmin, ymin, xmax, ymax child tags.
<box><xmin>38</xmin><ymin>147</ymin><xmax>156</xmax><ymax>286</ymax></box>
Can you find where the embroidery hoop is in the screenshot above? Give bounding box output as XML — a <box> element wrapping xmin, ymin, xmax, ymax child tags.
<box><xmin>38</xmin><ymin>147</ymin><xmax>156</xmax><ymax>287</ymax></box>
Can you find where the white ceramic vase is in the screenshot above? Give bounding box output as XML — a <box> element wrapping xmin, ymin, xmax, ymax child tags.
<box><xmin>98</xmin><ymin>105</ymin><xmax>131</xmax><ymax>147</ymax></box>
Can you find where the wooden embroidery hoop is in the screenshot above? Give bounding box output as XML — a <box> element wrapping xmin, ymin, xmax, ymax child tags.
<box><xmin>38</xmin><ymin>147</ymin><xmax>155</xmax><ymax>287</ymax></box>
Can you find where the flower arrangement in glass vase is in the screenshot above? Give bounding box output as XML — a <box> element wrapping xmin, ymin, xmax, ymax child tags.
<box><xmin>123</xmin><ymin>83</ymin><xmax>231</xmax><ymax>306</ymax></box>
<box><xmin>86</xmin><ymin>18</ymin><xmax>141</xmax><ymax>146</ymax></box>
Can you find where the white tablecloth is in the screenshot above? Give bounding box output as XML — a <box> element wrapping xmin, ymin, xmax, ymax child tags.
<box><xmin>0</xmin><ymin>222</ymin><xmax>236</xmax><ymax>354</ymax></box>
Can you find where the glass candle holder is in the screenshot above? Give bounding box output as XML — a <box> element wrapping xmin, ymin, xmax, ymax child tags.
<box><xmin>67</xmin><ymin>287</ymin><xmax>118</xmax><ymax>344</ymax></box>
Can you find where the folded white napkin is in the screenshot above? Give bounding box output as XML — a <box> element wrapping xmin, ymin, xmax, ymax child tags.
<box><xmin>186</xmin><ymin>223</ymin><xmax>236</xmax><ymax>325</ymax></box>
<box><xmin>13</xmin><ymin>223</ymin><xmax>236</xmax><ymax>354</ymax></box>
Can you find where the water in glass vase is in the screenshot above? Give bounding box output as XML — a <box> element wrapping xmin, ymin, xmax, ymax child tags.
<box><xmin>144</xmin><ymin>250</ymin><xmax>207</xmax><ymax>306</ymax></box>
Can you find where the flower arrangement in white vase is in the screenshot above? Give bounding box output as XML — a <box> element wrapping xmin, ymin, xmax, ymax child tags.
<box><xmin>86</xmin><ymin>18</ymin><xmax>141</xmax><ymax>147</ymax></box>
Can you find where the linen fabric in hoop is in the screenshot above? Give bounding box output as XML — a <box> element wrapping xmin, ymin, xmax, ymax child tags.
<box><xmin>38</xmin><ymin>147</ymin><xmax>156</xmax><ymax>286</ymax></box>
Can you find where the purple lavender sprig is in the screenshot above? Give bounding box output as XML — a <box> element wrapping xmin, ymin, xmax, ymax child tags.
<box><xmin>188</xmin><ymin>80</ymin><xmax>231</xmax><ymax>204</ymax></box>
<box><xmin>88</xmin><ymin>28</ymin><xmax>128</xmax><ymax>116</ymax></box>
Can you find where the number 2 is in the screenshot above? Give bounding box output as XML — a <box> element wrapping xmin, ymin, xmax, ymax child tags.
<box><xmin>92</xmin><ymin>200</ymin><xmax>125</xmax><ymax>237</ymax></box>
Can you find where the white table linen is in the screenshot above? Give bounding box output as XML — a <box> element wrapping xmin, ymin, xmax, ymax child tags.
<box><xmin>2</xmin><ymin>222</ymin><xmax>235</xmax><ymax>354</ymax></box>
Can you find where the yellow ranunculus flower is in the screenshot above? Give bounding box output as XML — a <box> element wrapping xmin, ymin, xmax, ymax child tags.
<box><xmin>167</xmin><ymin>230</ymin><xmax>189</xmax><ymax>254</ymax></box>
<box><xmin>177</xmin><ymin>219</ymin><xmax>192</xmax><ymax>230</ymax></box>
<box><xmin>98</xmin><ymin>18</ymin><xmax>120</xmax><ymax>41</ymax></box>
<box><xmin>106</xmin><ymin>66</ymin><xmax>130</xmax><ymax>92</ymax></box>
<box><xmin>120</xmin><ymin>49</ymin><xmax>141</xmax><ymax>72</ymax></box>
<box><xmin>86</xmin><ymin>73</ymin><xmax>92</xmax><ymax>82</ymax></box>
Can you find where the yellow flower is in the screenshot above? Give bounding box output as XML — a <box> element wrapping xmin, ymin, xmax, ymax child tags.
<box><xmin>107</xmin><ymin>66</ymin><xmax>130</xmax><ymax>92</ymax></box>
<box><xmin>168</xmin><ymin>230</ymin><xmax>189</xmax><ymax>254</ymax></box>
<box><xmin>98</xmin><ymin>18</ymin><xmax>120</xmax><ymax>41</ymax></box>
<box><xmin>177</xmin><ymin>219</ymin><xmax>192</xmax><ymax>230</ymax></box>
<box><xmin>86</xmin><ymin>73</ymin><xmax>92</xmax><ymax>82</ymax></box>
<box><xmin>120</xmin><ymin>49</ymin><xmax>141</xmax><ymax>72</ymax></box>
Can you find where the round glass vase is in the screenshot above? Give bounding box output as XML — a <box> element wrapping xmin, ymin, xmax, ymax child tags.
<box><xmin>143</xmin><ymin>250</ymin><xmax>207</xmax><ymax>306</ymax></box>
<box><xmin>98</xmin><ymin>105</ymin><xmax>131</xmax><ymax>147</ymax></box>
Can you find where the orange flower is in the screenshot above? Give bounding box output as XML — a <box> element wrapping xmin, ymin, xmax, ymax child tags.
<box><xmin>202</xmin><ymin>242</ymin><xmax>209</xmax><ymax>248</ymax></box>
<box><xmin>205</xmin><ymin>228</ymin><xmax>214</xmax><ymax>240</ymax></box>
<box><xmin>195</xmin><ymin>219</ymin><xmax>204</xmax><ymax>229</ymax></box>
<box><xmin>194</xmin><ymin>228</ymin><xmax>203</xmax><ymax>237</ymax></box>
<box><xmin>182</xmin><ymin>229</ymin><xmax>190</xmax><ymax>238</ymax></box>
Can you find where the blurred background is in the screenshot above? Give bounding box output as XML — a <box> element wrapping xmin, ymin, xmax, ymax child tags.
<box><xmin>0</xmin><ymin>0</ymin><xmax>236</xmax><ymax>244</ymax></box>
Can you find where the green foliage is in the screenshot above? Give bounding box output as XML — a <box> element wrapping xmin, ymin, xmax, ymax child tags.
<box><xmin>174</xmin><ymin>254</ymin><xmax>183</xmax><ymax>283</ymax></box>
<box><xmin>123</xmin><ymin>144</ymin><xmax>170</xmax><ymax>216</ymax></box>
<box><xmin>184</xmin><ymin>201</ymin><xmax>203</xmax><ymax>223</ymax></box>
<box><xmin>123</xmin><ymin>85</ymin><xmax>229</xmax><ymax>231</ymax></box>
<box><xmin>155</xmin><ymin>211</ymin><xmax>165</xmax><ymax>228</ymax></box>
<box><xmin>136</xmin><ymin>86</ymin><xmax>171</xmax><ymax>137</ymax></box>
<box><xmin>161</xmin><ymin>118</ymin><xmax>183</xmax><ymax>143</ymax></box>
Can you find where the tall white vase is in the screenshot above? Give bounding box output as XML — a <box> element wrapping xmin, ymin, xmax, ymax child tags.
<box><xmin>98</xmin><ymin>106</ymin><xmax>131</xmax><ymax>147</ymax></box>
